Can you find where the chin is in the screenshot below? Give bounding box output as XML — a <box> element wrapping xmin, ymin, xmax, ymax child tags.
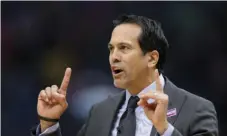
<box><xmin>113</xmin><ymin>80</ymin><xmax>127</xmax><ymax>89</ymax></box>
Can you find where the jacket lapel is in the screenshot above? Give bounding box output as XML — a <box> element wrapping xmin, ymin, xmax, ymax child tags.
<box><xmin>101</xmin><ymin>91</ymin><xmax>126</xmax><ymax>136</ymax></box>
<box><xmin>100</xmin><ymin>77</ymin><xmax>187</xmax><ymax>136</ymax></box>
<box><xmin>164</xmin><ymin>77</ymin><xmax>186</xmax><ymax>125</ymax></box>
<box><xmin>150</xmin><ymin>77</ymin><xmax>186</xmax><ymax>136</ymax></box>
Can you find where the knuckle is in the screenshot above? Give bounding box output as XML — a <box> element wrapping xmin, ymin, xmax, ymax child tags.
<box><xmin>45</xmin><ymin>89</ymin><xmax>51</xmax><ymax>94</ymax></box>
<box><xmin>51</xmin><ymin>89</ymin><xmax>57</xmax><ymax>94</ymax></box>
<box><xmin>163</xmin><ymin>95</ymin><xmax>169</xmax><ymax>103</ymax></box>
<box><xmin>45</xmin><ymin>86</ymin><xmax>50</xmax><ymax>90</ymax></box>
<box><xmin>40</xmin><ymin>90</ymin><xmax>46</xmax><ymax>98</ymax></box>
<box><xmin>40</xmin><ymin>90</ymin><xmax>45</xmax><ymax>95</ymax></box>
<box><xmin>51</xmin><ymin>87</ymin><xmax>57</xmax><ymax>92</ymax></box>
<box><xmin>52</xmin><ymin>99</ymin><xmax>56</xmax><ymax>103</ymax></box>
<box><xmin>61</xmin><ymin>96</ymin><xmax>66</xmax><ymax>101</ymax></box>
<box><xmin>51</xmin><ymin>85</ymin><xmax>58</xmax><ymax>88</ymax></box>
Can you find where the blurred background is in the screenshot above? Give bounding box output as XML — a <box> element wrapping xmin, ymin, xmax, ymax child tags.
<box><xmin>1</xmin><ymin>1</ymin><xmax>227</xmax><ymax>136</ymax></box>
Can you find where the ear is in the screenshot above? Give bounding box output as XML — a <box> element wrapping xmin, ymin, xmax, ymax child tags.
<box><xmin>147</xmin><ymin>50</ymin><xmax>159</xmax><ymax>68</ymax></box>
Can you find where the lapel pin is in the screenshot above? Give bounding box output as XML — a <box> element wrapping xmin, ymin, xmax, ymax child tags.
<box><xmin>167</xmin><ymin>108</ymin><xmax>177</xmax><ymax>117</ymax></box>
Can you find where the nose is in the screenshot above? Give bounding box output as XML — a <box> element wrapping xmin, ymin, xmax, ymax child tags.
<box><xmin>110</xmin><ymin>49</ymin><xmax>121</xmax><ymax>63</ymax></box>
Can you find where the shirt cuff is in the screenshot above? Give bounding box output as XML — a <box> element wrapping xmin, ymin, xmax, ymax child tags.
<box><xmin>36</xmin><ymin>123</ymin><xmax>59</xmax><ymax>136</ymax></box>
<box><xmin>161</xmin><ymin>123</ymin><xmax>174</xmax><ymax>136</ymax></box>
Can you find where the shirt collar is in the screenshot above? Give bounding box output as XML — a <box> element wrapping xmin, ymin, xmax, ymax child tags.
<box><xmin>125</xmin><ymin>74</ymin><xmax>165</xmax><ymax>104</ymax></box>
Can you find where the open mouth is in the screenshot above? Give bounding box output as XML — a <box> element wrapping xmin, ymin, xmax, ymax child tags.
<box><xmin>111</xmin><ymin>66</ymin><xmax>124</xmax><ymax>76</ymax></box>
<box><xmin>111</xmin><ymin>67</ymin><xmax>124</xmax><ymax>76</ymax></box>
<box><xmin>113</xmin><ymin>69</ymin><xmax>123</xmax><ymax>74</ymax></box>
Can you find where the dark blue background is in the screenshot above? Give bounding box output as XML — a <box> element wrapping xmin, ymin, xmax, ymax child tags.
<box><xmin>2</xmin><ymin>2</ymin><xmax>227</xmax><ymax>135</ymax></box>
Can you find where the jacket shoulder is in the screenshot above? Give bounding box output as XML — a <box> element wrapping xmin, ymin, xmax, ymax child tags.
<box><xmin>177</xmin><ymin>86</ymin><xmax>213</xmax><ymax>106</ymax></box>
<box><xmin>91</xmin><ymin>91</ymin><xmax>124</xmax><ymax>110</ymax></box>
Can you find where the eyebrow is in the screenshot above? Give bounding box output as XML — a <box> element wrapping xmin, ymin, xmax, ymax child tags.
<box><xmin>118</xmin><ymin>42</ymin><xmax>131</xmax><ymax>46</ymax></box>
<box><xmin>108</xmin><ymin>42</ymin><xmax>131</xmax><ymax>48</ymax></box>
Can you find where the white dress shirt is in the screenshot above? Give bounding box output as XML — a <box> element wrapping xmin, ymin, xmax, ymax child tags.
<box><xmin>111</xmin><ymin>74</ymin><xmax>174</xmax><ymax>136</ymax></box>
<box><xmin>39</xmin><ymin>74</ymin><xmax>174</xmax><ymax>136</ymax></box>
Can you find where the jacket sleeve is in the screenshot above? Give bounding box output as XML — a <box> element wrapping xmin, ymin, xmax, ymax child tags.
<box><xmin>30</xmin><ymin>105</ymin><xmax>96</xmax><ymax>136</ymax></box>
<box><xmin>189</xmin><ymin>99</ymin><xmax>218</xmax><ymax>136</ymax></box>
<box><xmin>30</xmin><ymin>124</ymin><xmax>62</xmax><ymax>136</ymax></box>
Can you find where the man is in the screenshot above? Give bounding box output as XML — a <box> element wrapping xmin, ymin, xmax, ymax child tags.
<box><xmin>31</xmin><ymin>14</ymin><xmax>218</xmax><ymax>136</ymax></box>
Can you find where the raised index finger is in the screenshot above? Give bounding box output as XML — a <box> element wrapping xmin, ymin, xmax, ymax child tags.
<box><xmin>155</xmin><ymin>69</ymin><xmax>163</xmax><ymax>93</ymax></box>
<box><xmin>59</xmin><ymin>67</ymin><xmax>72</xmax><ymax>95</ymax></box>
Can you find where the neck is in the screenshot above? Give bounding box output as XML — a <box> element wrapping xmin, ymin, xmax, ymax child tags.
<box><xmin>127</xmin><ymin>70</ymin><xmax>157</xmax><ymax>95</ymax></box>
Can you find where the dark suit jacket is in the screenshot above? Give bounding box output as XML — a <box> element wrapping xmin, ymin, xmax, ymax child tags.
<box><xmin>31</xmin><ymin>77</ymin><xmax>218</xmax><ymax>136</ymax></box>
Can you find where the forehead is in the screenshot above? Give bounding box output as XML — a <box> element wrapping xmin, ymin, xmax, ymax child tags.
<box><xmin>110</xmin><ymin>23</ymin><xmax>141</xmax><ymax>45</ymax></box>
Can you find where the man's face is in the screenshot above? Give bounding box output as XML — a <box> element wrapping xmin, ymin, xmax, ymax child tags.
<box><xmin>108</xmin><ymin>23</ymin><xmax>149</xmax><ymax>89</ymax></box>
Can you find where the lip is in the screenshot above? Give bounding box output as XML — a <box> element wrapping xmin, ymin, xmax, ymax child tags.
<box><xmin>111</xmin><ymin>66</ymin><xmax>122</xmax><ymax>71</ymax></box>
<box><xmin>112</xmin><ymin>71</ymin><xmax>124</xmax><ymax>78</ymax></box>
<box><xmin>111</xmin><ymin>66</ymin><xmax>119</xmax><ymax>70</ymax></box>
<box><xmin>111</xmin><ymin>66</ymin><xmax>124</xmax><ymax>78</ymax></box>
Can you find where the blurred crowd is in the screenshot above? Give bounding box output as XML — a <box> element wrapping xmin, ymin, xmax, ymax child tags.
<box><xmin>2</xmin><ymin>2</ymin><xmax>227</xmax><ymax>135</ymax></box>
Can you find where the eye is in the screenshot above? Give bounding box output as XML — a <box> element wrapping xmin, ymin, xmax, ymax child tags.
<box><xmin>119</xmin><ymin>45</ymin><xmax>129</xmax><ymax>50</ymax></box>
<box><xmin>108</xmin><ymin>46</ymin><xmax>113</xmax><ymax>52</ymax></box>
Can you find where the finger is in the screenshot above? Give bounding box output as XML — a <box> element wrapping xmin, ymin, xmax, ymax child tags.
<box><xmin>139</xmin><ymin>92</ymin><xmax>156</xmax><ymax>104</ymax></box>
<box><xmin>59</xmin><ymin>68</ymin><xmax>72</xmax><ymax>95</ymax></box>
<box><xmin>51</xmin><ymin>85</ymin><xmax>58</xmax><ymax>103</ymax></box>
<box><xmin>137</xmin><ymin>98</ymin><xmax>149</xmax><ymax>107</ymax></box>
<box><xmin>141</xmin><ymin>92</ymin><xmax>169</xmax><ymax>106</ymax></box>
<box><xmin>138</xmin><ymin>98</ymin><xmax>157</xmax><ymax>113</ymax></box>
<box><xmin>51</xmin><ymin>85</ymin><xmax>58</xmax><ymax>90</ymax></box>
<box><xmin>52</xmin><ymin>92</ymin><xmax>65</xmax><ymax>102</ymax></box>
<box><xmin>145</xmin><ymin>102</ymin><xmax>157</xmax><ymax>112</ymax></box>
<box><xmin>155</xmin><ymin>69</ymin><xmax>163</xmax><ymax>93</ymax></box>
<box><xmin>140</xmin><ymin>92</ymin><xmax>159</xmax><ymax>100</ymax></box>
<box><xmin>52</xmin><ymin>91</ymin><xmax>67</xmax><ymax>108</ymax></box>
<box><xmin>45</xmin><ymin>87</ymin><xmax>52</xmax><ymax>104</ymax></box>
<box><xmin>144</xmin><ymin>106</ymin><xmax>154</xmax><ymax>116</ymax></box>
<box><xmin>39</xmin><ymin>90</ymin><xmax>48</xmax><ymax>103</ymax></box>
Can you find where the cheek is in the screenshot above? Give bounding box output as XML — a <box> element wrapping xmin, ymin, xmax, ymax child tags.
<box><xmin>124</xmin><ymin>61</ymin><xmax>139</xmax><ymax>78</ymax></box>
<box><xmin>123</xmin><ymin>53</ymin><xmax>146</xmax><ymax>77</ymax></box>
<box><xmin>129</xmin><ymin>61</ymin><xmax>147</xmax><ymax>77</ymax></box>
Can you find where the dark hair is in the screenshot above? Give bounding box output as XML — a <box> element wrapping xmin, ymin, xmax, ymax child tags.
<box><xmin>113</xmin><ymin>14</ymin><xmax>169</xmax><ymax>72</ymax></box>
